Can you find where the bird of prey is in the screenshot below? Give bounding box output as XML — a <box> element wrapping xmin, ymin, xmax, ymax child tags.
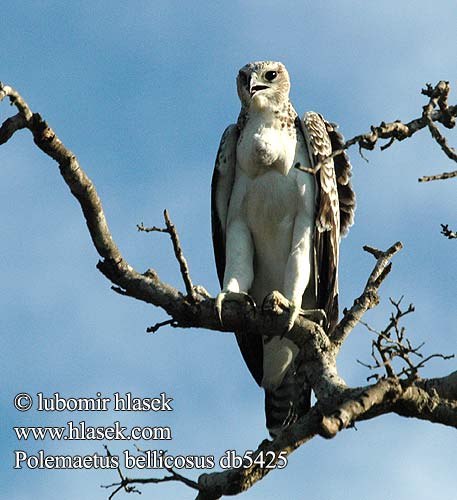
<box><xmin>211</xmin><ymin>61</ymin><xmax>355</xmax><ymax>437</ymax></box>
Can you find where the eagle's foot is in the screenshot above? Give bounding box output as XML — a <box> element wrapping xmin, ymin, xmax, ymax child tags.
<box><xmin>262</xmin><ymin>290</ymin><xmax>289</xmax><ymax>314</ymax></box>
<box><xmin>300</xmin><ymin>308</ymin><xmax>327</xmax><ymax>326</ymax></box>
<box><xmin>286</xmin><ymin>307</ymin><xmax>327</xmax><ymax>334</ymax></box>
<box><xmin>262</xmin><ymin>291</ymin><xmax>327</xmax><ymax>334</ymax></box>
<box><xmin>215</xmin><ymin>291</ymin><xmax>256</xmax><ymax>326</ymax></box>
<box><xmin>262</xmin><ymin>291</ymin><xmax>300</xmax><ymax>335</ymax></box>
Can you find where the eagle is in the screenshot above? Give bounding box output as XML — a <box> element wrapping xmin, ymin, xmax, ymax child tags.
<box><xmin>211</xmin><ymin>61</ymin><xmax>355</xmax><ymax>437</ymax></box>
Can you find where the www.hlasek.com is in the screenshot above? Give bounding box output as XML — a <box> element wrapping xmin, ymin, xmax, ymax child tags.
<box><xmin>14</xmin><ymin>420</ymin><xmax>171</xmax><ymax>442</ymax></box>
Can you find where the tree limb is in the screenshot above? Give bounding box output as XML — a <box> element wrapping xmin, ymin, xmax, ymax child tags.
<box><xmin>440</xmin><ymin>223</ymin><xmax>457</xmax><ymax>239</ymax></box>
<box><xmin>331</xmin><ymin>242</ymin><xmax>403</xmax><ymax>349</ymax></box>
<box><xmin>296</xmin><ymin>81</ymin><xmax>457</xmax><ymax>183</ymax></box>
<box><xmin>102</xmin><ymin>446</ymin><xmax>202</xmax><ymax>499</ymax></box>
<box><xmin>181</xmin><ymin>374</ymin><xmax>457</xmax><ymax>499</ymax></box>
<box><xmin>357</xmin><ymin>297</ymin><xmax>454</xmax><ymax>381</ymax></box>
<box><xmin>138</xmin><ymin>210</ymin><xmax>198</xmax><ymax>301</ymax></box>
<box><xmin>419</xmin><ymin>169</ymin><xmax>457</xmax><ymax>183</ymax></box>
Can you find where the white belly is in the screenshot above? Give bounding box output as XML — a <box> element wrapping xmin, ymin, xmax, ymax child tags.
<box><xmin>244</xmin><ymin>170</ymin><xmax>297</xmax><ymax>302</ymax></box>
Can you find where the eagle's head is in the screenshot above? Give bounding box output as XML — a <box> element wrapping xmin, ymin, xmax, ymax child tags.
<box><xmin>236</xmin><ymin>61</ymin><xmax>290</xmax><ymax>110</ymax></box>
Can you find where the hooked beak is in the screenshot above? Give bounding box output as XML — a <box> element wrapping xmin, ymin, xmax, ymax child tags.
<box><xmin>249</xmin><ymin>75</ymin><xmax>269</xmax><ymax>97</ymax></box>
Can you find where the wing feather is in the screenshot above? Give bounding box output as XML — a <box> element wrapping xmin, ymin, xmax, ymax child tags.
<box><xmin>301</xmin><ymin>111</ymin><xmax>355</xmax><ymax>333</ymax></box>
<box><xmin>325</xmin><ymin>121</ymin><xmax>356</xmax><ymax>236</ymax></box>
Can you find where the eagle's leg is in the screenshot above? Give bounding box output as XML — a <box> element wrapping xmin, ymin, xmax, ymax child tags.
<box><xmin>215</xmin><ymin>291</ymin><xmax>256</xmax><ymax>326</ymax></box>
<box><xmin>265</xmin><ymin>361</ymin><xmax>311</xmax><ymax>438</ymax></box>
<box><xmin>216</xmin><ymin>216</ymin><xmax>255</xmax><ymax>326</ymax></box>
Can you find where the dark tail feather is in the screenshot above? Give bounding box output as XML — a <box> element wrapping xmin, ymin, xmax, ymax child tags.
<box><xmin>264</xmin><ymin>362</ymin><xmax>310</xmax><ymax>438</ymax></box>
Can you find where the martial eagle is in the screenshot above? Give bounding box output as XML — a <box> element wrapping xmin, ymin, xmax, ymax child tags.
<box><xmin>211</xmin><ymin>61</ymin><xmax>355</xmax><ymax>436</ymax></box>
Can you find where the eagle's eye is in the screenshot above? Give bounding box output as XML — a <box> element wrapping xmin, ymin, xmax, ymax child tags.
<box><xmin>264</xmin><ymin>71</ymin><xmax>277</xmax><ymax>82</ymax></box>
<box><xmin>238</xmin><ymin>71</ymin><xmax>248</xmax><ymax>87</ymax></box>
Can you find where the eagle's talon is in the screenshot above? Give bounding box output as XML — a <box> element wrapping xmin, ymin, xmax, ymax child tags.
<box><xmin>215</xmin><ymin>293</ymin><xmax>225</xmax><ymax>326</ymax></box>
<box><xmin>215</xmin><ymin>291</ymin><xmax>256</xmax><ymax>326</ymax></box>
<box><xmin>286</xmin><ymin>302</ymin><xmax>301</xmax><ymax>333</ymax></box>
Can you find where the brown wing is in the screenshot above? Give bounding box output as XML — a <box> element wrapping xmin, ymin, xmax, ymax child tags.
<box><xmin>302</xmin><ymin>112</ymin><xmax>355</xmax><ymax>333</ymax></box>
<box><xmin>325</xmin><ymin>120</ymin><xmax>356</xmax><ymax>237</ymax></box>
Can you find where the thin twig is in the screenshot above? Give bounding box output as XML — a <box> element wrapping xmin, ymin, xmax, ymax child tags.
<box><xmin>102</xmin><ymin>446</ymin><xmax>141</xmax><ymax>498</ymax></box>
<box><xmin>358</xmin><ymin>297</ymin><xmax>454</xmax><ymax>380</ymax></box>
<box><xmin>0</xmin><ymin>82</ymin><xmax>33</xmax><ymax>120</ymax></box>
<box><xmin>135</xmin><ymin>446</ymin><xmax>201</xmax><ymax>491</ymax></box>
<box><xmin>422</xmin><ymin>81</ymin><xmax>457</xmax><ymax>165</ymax></box>
<box><xmin>146</xmin><ymin>318</ymin><xmax>178</xmax><ymax>333</ymax></box>
<box><xmin>163</xmin><ymin>209</ymin><xmax>197</xmax><ymax>301</ymax></box>
<box><xmin>297</xmin><ymin>81</ymin><xmax>457</xmax><ymax>183</ymax></box>
<box><xmin>137</xmin><ymin>222</ymin><xmax>168</xmax><ymax>233</ymax></box>
<box><xmin>441</xmin><ymin>223</ymin><xmax>457</xmax><ymax>239</ymax></box>
<box><xmin>102</xmin><ymin>446</ymin><xmax>201</xmax><ymax>498</ymax></box>
<box><xmin>331</xmin><ymin>242</ymin><xmax>403</xmax><ymax>349</ymax></box>
<box><xmin>419</xmin><ymin>170</ymin><xmax>457</xmax><ymax>182</ymax></box>
<box><xmin>138</xmin><ymin>211</ymin><xmax>197</xmax><ymax>302</ymax></box>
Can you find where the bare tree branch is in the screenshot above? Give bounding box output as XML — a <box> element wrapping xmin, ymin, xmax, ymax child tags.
<box><xmin>196</xmin><ymin>374</ymin><xmax>457</xmax><ymax>499</ymax></box>
<box><xmin>419</xmin><ymin>170</ymin><xmax>457</xmax><ymax>182</ymax></box>
<box><xmin>319</xmin><ymin>378</ymin><xmax>401</xmax><ymax>437</ymax></box>
<box><xmin>146</xmin><ymin>318</ymin><xmax>179</xmax><ymax>333</ymax></box>
<box><xmin>0</xmin><ymin>83</ymin><xmax>33</xmax><ymax>120</ymax></box>
<box><xmin>102</xmin><ymin>447</ymin><xmax>202</xmax><ymax>498</ymax></box>
<box><xmin>138</xmin><ymin>210</ymin><xmax>198</xmax><ymax>301</ymax></box>
<box><xmin>331</xmin><ymin>242</ymin><xmax>403</xmax><ymax>349</ymax></box>
<box><xmin>418</xmin><ymin>370</ymin><xmax>457</xmax><ymax>400</ymax></box>
<box><xmin>440</xmin><ymin>223</ymin><xmax>457</xmax><ymax>239</ymax></box>
<box><xmin>296</xmin><ymin>81</ymin><xmax>457</xmax><ymax>184</ymax></box>
<box><xmin>421</xmin><ymin>81</ymin><xmax>457</xmax><ymax>163</ymax></box>
<box><xmin>358</xmin><ymin>298</ymin><xmax>454</xmax><ymax>381</ymax></box>
<box><xmin>393</xmin><ymin>383</ymin><xmax>457</xmax><ymax>428</ymax></box>
<box><xmin>102</xmin><ymin>445</ymin><xmax>141</xmax><ymax>498</ymax></box>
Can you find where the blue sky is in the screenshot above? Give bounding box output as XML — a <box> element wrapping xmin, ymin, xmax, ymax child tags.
<box><xmin>1</xmin><ymin>1</ymin><xmax>456</xmax><ymax>499</ymax></box>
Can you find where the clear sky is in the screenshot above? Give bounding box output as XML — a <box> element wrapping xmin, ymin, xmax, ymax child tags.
<box><xmin>1</xmin><ymin>1</ymin><xmax>456</xmax><ymax>499</ymax></box>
